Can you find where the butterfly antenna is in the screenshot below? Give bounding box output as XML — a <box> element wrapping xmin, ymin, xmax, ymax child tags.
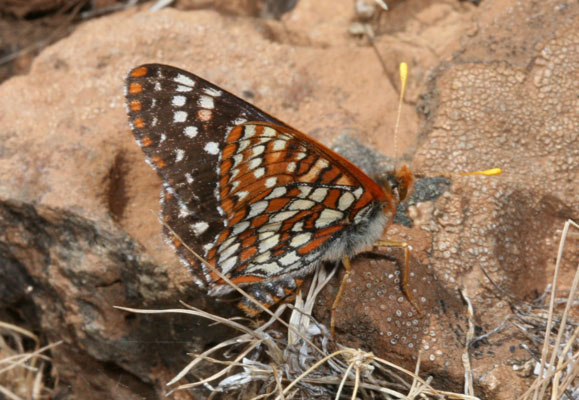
<box><xmin>394</xmin><ymin>62</ymin><xmax>408</xmax><ymax>169</ymax></box>
<box><xmin>429</xmin><ymin>167</ymin><xmax>503</xmax><ymax>177</ymax></box>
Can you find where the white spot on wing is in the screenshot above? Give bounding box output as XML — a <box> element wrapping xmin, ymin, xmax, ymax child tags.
<box><xmin>248</xmin><ymin>201</ymin><xmax>268</xmax><ymax>218</ymax></box>
<box><xmin>272</xmin><ymin>140</ymin><xmax>287</xmax><ymax>151</ymax></box>
<box><xmin>185</xmin><ymin>172</ymin><xmax>194</xmax><ymax>184</ymax></box>
<box><xmin>184</xmin><ymin>126</ymin><xmax>198</xmax><ymax>138</ymax></box>
<box><xmin>287</xmin><ymin>162</ymin><xmax>296</xmax><ymax>173</ymax></box>
<box><xmin>219</xmin><ymin>243</ymin><xmax>240</xmax><ymax>264</ymax></box>
<box><xmin>266</xmin><ymin>187</ymin><xmax>286</xmax><ymax>199</ymax></box>
<box><xmin>176</xmin><ymin>85</ymin><xmax>192</xmax><ymax>92</ymax></box>
<box><xmin>179</xmin><ymin>204</ymin><xmax>192</xmax><ymax>218</ymax></box>
<box><xmin>237</xmin><ymin>191</ymin><xmax>248</xmax><ymax>200</ymax></box>
<box><xmin>353</xmin><ymin>187</ymin><xmax>364</xmax><ymax>199</ymax></box>
<box><xmin>233</xmin><ymin>117</ymin><xmax>247</xmax><ymax>125</ymax></box>
<box><xmin>159</xmin><ymin>133</ymin><xmax>166</xmax><ymax>143</ymax></box>
<box><xmin>316</xmin><ymin>158</ymin><xmax>330</xmax><ymax>169</ymax></box>
<box><xmin>254</xmin><ymin>251</ymin><xmax>271</xmax><ymax>263</ymax></box>
<box><xmin>232</xmin><ymin>154</ymin><xmax>244</xmax><ymax>168</ymax></box>
<box><xmin>172</xmin><ymin>95</ymin><xmax>186</xmax><ymax>107</ymax></box>
<box><xmin>289</xmin><ymin>199</ymin><xmax>315</xmax><ymax>211</ymax></box>
<box><xmin>243</xmin><ymin>125</ymin><xmax>256</xmax><ymax>139</ymax></box>
<box><xmin>258</xmin><ymin>222</ymin><xmax>281</xmax><ymax>233</ymax></box>
<box><xmin>310</xmin><ymin>188</ymin><xmax>328</xmax><ymax>203</ymax></box>
<box><xmin>292</xmin><ymin>221</ymin><xmax>304</xmax><ymax>232</ymax></box>
<box><xmin>237</xmin><ymin>139</ymin><xmax>249</xmax><ymax>153</ymax></box>
<box><xmin>265</xmin><ymin>177</ymin><xmax>277</xmax><ymax>188</ymax></box>
<box><xmin>164</xmin><ymin>184</ymin><xmax>175</xmax><ymax>195</ymax></box>
<box><xmin>204</xmin><ymin>87</ymin><xmax>222</xmax><ymax>96</ymax></box>
<box><xmin>174</xmin><ymin>73</ymin><xmax>196</xmax><ymax>87</ymax></box>
<box><xmin>315</xmin><ymin>209</ymin><xmax>343</xmax><ymax>228</ymax></box>
<box><xmin>279</xmin><ymin>251</ymin><xmax>300</xmax><ymax>266</ymax></box>
<box><xmin>154</xmin><ymin>82</ymin><xmax>161</xmax><ymax>91</ymax></box>
<box><xmin>198</xmin><ymin>95</ymin><xmax>215</xmax><ymax>109</ymax></box>
<box><xmin>338</xmin><ymin>191</ymin><xmax>355</xmax><ymax>210</ymax></box>
<box><xmin>221</xmin><ymin>257</ymin><xmax>238</xmax><ymax>274</ymax></box>
<box><xmin>254</xmin><ymin>262</ymin><xmax>282</xmax><ymax>274</ymax></box>
<box><xmin>175</xmin><ymin>149</ymin><xmax>185</xmax><ymax>162</ymax></box>
<box><xmin>262</xmin><ymin>126</ymin><xmax>277</xmax><ymax>137</ymax></box>
<box><xmin>232</xmin><ymin>221</ymin><xmax>250</xmax><ymax>235</ymax></box>
<box><xmin>252</xmin><ymin>145</ymin><xmax>265</xmax><ymax>157</ymax></box>
<box><xmin>219</xmin><ymin>237</ymin><xmax>235</xmax><ymax>252</ymax></box>
<box><xmin>174</xmin><ymin>111</ymin><xmax>187</xmax><ymax>123</ymax></box>
<box><xmin>192</xmin><ymin>221</ymin><xmax>209</xmax><ymax>235</ymax></box>
<box><xmin>258</xmin><ymin>233</ymin><xmax>279</xmax><ymax>253</ymax></box>
<box><xmin>270</xmin><ymin>210</ymin><xmax>299</xmax><ymax>222</ymax></box>
<box><xmin>290</xmin><ymin>232</ymin><xmax>312</xmax><ymax>248</ymax></box>
<box><xmin>204</xmin><ymin>142</ymin><xmax>219</xmax><ymax>155</ymax></box>
<box><xmin>254</xmin><ymin>167</ymin><xmax>265</xmax><ymax>178</ymax></box>
<box><xmin>249</xmin><ymin>158</ymin><xmax>261</xmax><ymax>169</ymax></box>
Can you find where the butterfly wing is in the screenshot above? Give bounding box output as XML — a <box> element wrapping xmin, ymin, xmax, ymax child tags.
<box><xmin>126</xmin><ymin>64</ymin><xmax>290</xmax><ymax>286</ymax></box>
<box><xmin>205</xmin><ymin>122</ymin><xmax>394</xmax><ymax>312</ymax></box>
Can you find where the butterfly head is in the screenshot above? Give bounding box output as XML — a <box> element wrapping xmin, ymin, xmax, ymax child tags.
<box><xmin>376</xmin><ymin>164</ymin><xmax>414</xmax><ymax>205</ymax></box>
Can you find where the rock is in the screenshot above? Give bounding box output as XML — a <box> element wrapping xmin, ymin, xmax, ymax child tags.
<box><xmin>0</xmin><ymin>0</ymin><xmax>576</xmax><ymax>398</ymax></box>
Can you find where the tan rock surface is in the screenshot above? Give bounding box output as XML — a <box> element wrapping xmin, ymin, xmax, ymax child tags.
<box><xmin>0</xmin><ymin>0</ymin><xmax>577</xmax><ymax>398</ymax></box>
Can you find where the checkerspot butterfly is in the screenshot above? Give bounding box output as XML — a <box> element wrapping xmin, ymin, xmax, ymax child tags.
<box><xmin>125</xmin><ymin>64</ymin><xmax>414</xmax><ymax>316</ymax></box>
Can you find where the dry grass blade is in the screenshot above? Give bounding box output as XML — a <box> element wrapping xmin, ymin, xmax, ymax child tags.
<box><xmin>460</xmin><ymin>289</ymin><xmax>475</xmax><ymax>396</ymax></box>
<box><xmin>517</xmin><ymin>219</ymin><xmax>579</xmax><ymax>400</ymax></box>
<box><xmin>334</xmin><ymin>359</ymin><xmax>355</xmax><ymax>399</ymax></box>
<box><xmin>0</xmin><ymin>321</ymin><xmax>61</xmax><ymax>400</ymax></box>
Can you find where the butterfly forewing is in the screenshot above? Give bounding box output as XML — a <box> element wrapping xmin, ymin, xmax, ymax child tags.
<box><xmin>125</xmin><ymin>64</ymin><xmax>395</xmax><ymax>311</ymax></box>
<box><xmin>126</xmin><ymin>64</ymin><xmax>290</xmax><ymax>285</ymax></box>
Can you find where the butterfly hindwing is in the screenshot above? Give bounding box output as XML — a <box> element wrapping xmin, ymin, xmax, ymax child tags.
<box><xmin>206</xmin><ymin>123</ymin><xmax>389</xmax><ymax>292</ymax></box>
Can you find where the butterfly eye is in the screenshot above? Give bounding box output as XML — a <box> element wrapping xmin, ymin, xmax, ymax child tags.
<box><xmin>394</xmin><ymin>165</ymin><xmax>414</xmax><ymax>202</ymax></box>
<box><xmin>375</xmin><ymin>166</ymin><xmax>414</xmax><ymax>204</ymax></box>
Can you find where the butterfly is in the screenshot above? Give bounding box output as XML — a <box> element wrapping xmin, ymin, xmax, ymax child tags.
<box><xmin>124</xmin><ymin>64</ymin><xmax>414</xmax><ymax>317</ymax></box>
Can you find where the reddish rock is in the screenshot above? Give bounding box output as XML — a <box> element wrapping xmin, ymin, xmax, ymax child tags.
<box><xmin>0</xmin><ymin>0</ymin><xmax>576</xmax><ymax>398</ymax></box>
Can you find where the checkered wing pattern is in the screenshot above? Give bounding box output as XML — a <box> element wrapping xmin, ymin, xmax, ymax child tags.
<box><xmin>126</xmin><ymin>64</ymin><xmax>287</xmax><ymax>286</ymax></box>
<box><xmin>125</xmin><ymin>64</ymin><xmax>397</xmax><ymax>315</ymax></box>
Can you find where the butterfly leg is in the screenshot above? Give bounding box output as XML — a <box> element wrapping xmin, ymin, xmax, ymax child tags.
<box><xmin>374</xmin><ymin>240</ymin><xmax>421</xmax><ymax>314</ymax></box>
<box><xmin>330</xmin><ymin>255</ymin><xmax>352</xmax><ymax>339</ymax></box>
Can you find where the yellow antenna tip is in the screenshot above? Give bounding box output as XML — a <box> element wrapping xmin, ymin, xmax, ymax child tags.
<box><xmin>394</xmin><ymin>62</ymin><xmax>408</xmax><ymax>166</ymax></box>
<box><xmin>399</xmin><ymin>62</ymin><xmax>408</xmax><ymax>83</ymax></box>
<box><xmin>460</xmin><ymin>168</ymin><xmax>502</xmax><ymax>176</ymax></box>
